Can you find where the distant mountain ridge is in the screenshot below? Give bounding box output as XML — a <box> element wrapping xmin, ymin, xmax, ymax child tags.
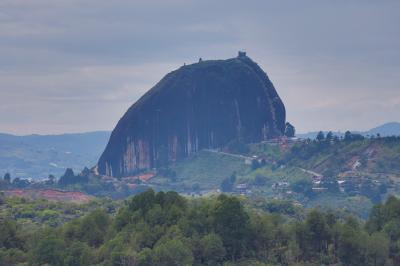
<box><xmin>1</xmin><ymin>122</ymin><xmax>398</xmax><ymax>179</ymax></box>
<box><xmin>0</xmin><ymin>131</ymin><xmax>110</xmax><ymax>179</ymax></box>
<box><xmin>366</xmin><ymin>122</ymin><xmax>400</xmax><ymax>136</ymax></box>
<box><xmin>297</xmin><ymin>122</ymin><xmax>400</xmax><ymax>139</ymax></box>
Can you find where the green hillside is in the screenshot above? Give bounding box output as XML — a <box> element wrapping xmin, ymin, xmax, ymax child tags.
<box><xmin>282</xmin><ymin>137</ymin><xmax>400</xmax><ymax>176</ymax></box>
<box><xmin>150</xmin><ymin>150</ymin><xmax>250</xmax><ymax>193</ymax></box>
<box><xmin>151</xmin><ymin>136</ymin><xmax>400</xmax><ymax>218</ymax></box>
<box><xmin>2</xmin><ymin>135</ymin><xmax>399</xmax><ymax>219</ymax></box>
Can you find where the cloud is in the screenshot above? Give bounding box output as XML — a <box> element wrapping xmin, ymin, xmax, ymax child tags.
<box><xmin>0</xmin><ymin>0</ymin><xmax>399</xmax><ymax>134</ymax></box>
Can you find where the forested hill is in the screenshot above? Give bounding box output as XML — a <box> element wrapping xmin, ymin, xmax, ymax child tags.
<box><xmin>0</xmin><ymin>190</ymin><xmax>399</xmax><ymax>265</ymax></box>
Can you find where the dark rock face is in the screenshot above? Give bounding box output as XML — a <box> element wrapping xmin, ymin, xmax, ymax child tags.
<box><xmin>98</xmin><ymin>53</ymin><xmax>286</xmax><ymax>177</ymax></box>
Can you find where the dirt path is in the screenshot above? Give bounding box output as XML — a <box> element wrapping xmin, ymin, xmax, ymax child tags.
<box><xmin>299</xmin><ymin>167</ymin><xmax>323</xmax><ymax>177</ymax></box>
<box><xmin>203</xmin><ymin>149</ymin><xmax>255</xmax><ymax>161</ymax></box>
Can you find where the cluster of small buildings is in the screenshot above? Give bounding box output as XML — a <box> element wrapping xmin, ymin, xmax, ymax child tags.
<box><xmin>233</xmin><ymin>183</ymin><xmax>251</xmax><ymax>195</ymax></box>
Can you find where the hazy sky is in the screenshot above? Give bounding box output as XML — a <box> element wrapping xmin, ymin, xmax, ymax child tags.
<box><xmin>0</xmin><ymin>0</ymin><xmax>399</xmax><ymax>135</ymax></box>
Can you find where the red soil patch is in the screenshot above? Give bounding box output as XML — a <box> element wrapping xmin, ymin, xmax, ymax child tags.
<box><xmin>137</xmin><ymin>173</ymin><xmax>154</xmax><ymax>182</ymax></box>
<box><xmin>122</xmin><ymin>172</ymin><xmax>155</xmax><ymax>183</ymax></box>
<box><xmin>126</xmin><ymin>183</ymin><xmax>137</xmax><ymax>189</ymax></box>
<box><xmin>2</xmin><ymin>189</ymin><xmax>91</xmax><ymax>203</ymax></box>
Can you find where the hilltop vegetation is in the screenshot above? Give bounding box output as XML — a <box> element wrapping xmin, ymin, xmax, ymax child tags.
<box><xmin>1</xmin><ymin>190</ymin><xmax>400</xmax><ymax>265</ymax></box>
<box><xmin>2</xmin><ymin>134</ymin><xmax>400</xmax><ymax>219</ymax></box>
<box><xmin>0</xmin><ymin>192</ymin><xmax>120</xmax><ymax>229</ymax></box>
<box><xmin>150</xmin><ymin>134</ymin><xmax>400</xmax><ymax>218</ymax></box>
<box><xmin>282</xmin><ymin>134</ymin><xmax>400</xmax><ymax>176</ymax></box>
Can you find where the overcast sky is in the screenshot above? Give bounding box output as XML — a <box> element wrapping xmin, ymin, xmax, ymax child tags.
<box><xmin>0</xmin><ymin>0</ymin><xmax>399</xmax><ymax>135</ymax></box>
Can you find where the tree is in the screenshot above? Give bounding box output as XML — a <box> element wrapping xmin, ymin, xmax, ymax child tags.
<box><xmin>304</xmin><ymin>210</ymin><xmax>330</xmax><ymax>255</ymax></box>
<box><xmin>365</xmin><ymin>232</ymin><xmax>389</xmax><ymax>266</ymax></box>
<box><xmin>316</xmin><ymin>131</ymin><xmax>325</xmax><ymax>142</ymax></box>
<box><xmin>46</xmin><ymin>174</ymin><xmax>56</xmax><ymax>185</ymax></box>
<box><xmin>3</xmin><ymin>173</ymin><xmax>10</xmax><ymax>184</ymax></box>
<box><xmin>137</xmin><ymin>248</ymin><xmax>153</xmax><ymax>266</ymax></box>
<box><xmin>284</xmin><ymin>122</ymin><xmax>296</xmax><ymax>138</ymax></box>
<box><xmin>291</xmin><ymin>178</ymin><xmax>313</xmax><ymax>197</ymax></box>
<box><xmin>79</xmin><ymin>209</ymin><xmax>110</xmax><ymax>247</ymax></box>
<box><xmin>63</xmin><ymin>241</ymin><xmax>92</xmax><ymax>266</ymax></box>
<box><xmin>344</xmin><ymin>131</ymin><xmax>364</xmax><ymax>142</ymax></box>
<box><xmin>152</xmin><ymin>239</ymin><xmax>194</xmax><ymax>266</ymax></box>
<box><xmin>12</xmin><ymin>178</ymin><xmax>30</xmax><ymax>188</ymax></box>
<box><xmin>111</xmin><ymin>251</ymin><xmax>137</xmax><ymax>266</ymax></box>
<box><xmin>326</xmin><ymin>131</ymin><xmax>333</xmax><ymax>142</ymax></box>
<box><xmin>220</xmin><ymin>174</ymin><xmax>236</xmax><ymax>192</ymax></box>
<box><xmin>58</xmin><ymin>168</ymin><xmax>76</xmax><ymax>186</ymax></box>
<box><xmin>200</xmin><ymin>234</ymin><xmax>226</xmax><ymax>265</ymax></box>
<box><xmin>30</xmin><ymin>233</ymin><xmax>65</xmax><ymax>266</ymax></box>
<box><xmin>333</xmin><ymin>135</ymin><xmax>340</xmax><ymax>143</ymax></box>
<box><xmin>366</xmin><ymin>205</ymin><xmax>385</xmax><ymax>233</ymax></box>
<box><xmin>212</xmin><ymin>195</ymin><xmax>249</xmax><ymax>260</ymax></box>
<box><xmin>128</xmin><ymin>189</ymin><xmax>156</xmax><ymax>214</ymax></box>
<box><xmin>295</xmin><ymin>210</ymin><xmax>332</xmax><ymax>260</ymax></box>
<box><xmin>248</xmin><ymin>213</ymin><xmax>283</xmax><ymax>260</ymax></box>
<box><xmin>0</xmin><ymin>220</ymin><xmax>23</xmax><ymax>249</ymax></box>
<box><xmin>344</xmin><ymin>131</ymin><xmax>352</xmax><ymax>141</ymax></box>
<box><xmin>64</xmin><ymin>209</ymin><xmax>111</xmax><ymax>247</ymax></box>
<box><xmin>251</xmin><ymin>159</ymin><xmax>261</xmax><ymax>170</ymax></box>
<box><xmin>360</xmin><ymin>180</ymin><xmax>382</xmax><ymax>203</ymax></box>
<box><xmin>338</xmin><ymin>224</ymin><xmax>367</xmax><ymax>266</ymax></box>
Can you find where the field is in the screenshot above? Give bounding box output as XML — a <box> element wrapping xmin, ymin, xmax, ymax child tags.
<box><xmin>150</xmin><ymin>150</ymin><xmax>250</xmax><ymax>193</ymax></box>
<box><xmin>3</xmin><ymin>189</ymin><xmax>92</xmax><ymax>203</ymax></box>
<box><xmin>0</xmin><ymin>193</ymin><xmax>120</xmax><ymax>228</ymax></box>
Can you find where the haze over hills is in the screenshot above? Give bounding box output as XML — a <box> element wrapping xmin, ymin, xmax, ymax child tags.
<box><xmin>367</xmin><ymin>122</ymin><xmax>400</xmax><ymax>136</ymax></box>
<box><xmin>0</xmin><ymin>131</ymin><xmax>110</xmax><ymax>179</ymax></box>
<box><xmin>1</xmin><ymin>122</ymin><xmax>398</xmax><ymax>180</ymax></box>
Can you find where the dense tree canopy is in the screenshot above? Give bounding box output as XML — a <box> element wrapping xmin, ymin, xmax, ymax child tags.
<box><xmin>0</xmin><ymin>190</ymin><xmax>399</xmax><ymax>265</ymax></box>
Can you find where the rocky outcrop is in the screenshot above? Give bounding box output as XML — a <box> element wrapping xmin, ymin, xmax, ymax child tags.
<box><xmin>98</xmin><ymin>52</ymin><xmax>286</xmax><ymax>177</ymax></box>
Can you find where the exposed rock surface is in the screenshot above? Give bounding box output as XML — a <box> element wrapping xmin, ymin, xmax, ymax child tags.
<box><xmin>98</xmin><ymin>52</ymin><xmax>286</xmax><ymax>177</ymax></box>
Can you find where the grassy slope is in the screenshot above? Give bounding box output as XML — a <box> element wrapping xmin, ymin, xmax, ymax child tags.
<box><xmin>150</xmin><ymin>138</ymin><xmax>400</xmax><ymax>218</ymax></box>
<box><xmin>151</xmin><ymin>150</ymin><xmax>249</xmax><ymax>192</ymax></box>
<box><xmin>284</xmin><ymin>139</ymin><xmax>400</xmax><ymax>176</ymax></box>
<box><xmin>247</xmin><ymin>138</ymin><xmax>400</xmax><ymax>217</ymax></box>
